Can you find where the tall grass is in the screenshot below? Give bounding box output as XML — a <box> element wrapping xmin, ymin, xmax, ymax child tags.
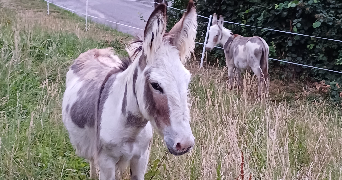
<box><xmin>148</xmin><ymin>66</ymin><xmax>342</xmax><ymax>179</ymax></box>
<box><xmin>1</xmin><ymin>0</ymin><xmax>342</xmax><ymax>179</ymax></box>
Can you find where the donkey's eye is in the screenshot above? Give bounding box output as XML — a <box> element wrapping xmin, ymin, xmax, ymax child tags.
<box><xmin>151</xmin><ymin>83</ymin><xmax>164</xmax><ymax>93</ymax></box>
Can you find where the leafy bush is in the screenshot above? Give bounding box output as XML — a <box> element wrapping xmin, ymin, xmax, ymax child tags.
<box><xmin>169</xmin><ymin>0</ymin><xmax>342</xmax><ymax>102</ymax></box>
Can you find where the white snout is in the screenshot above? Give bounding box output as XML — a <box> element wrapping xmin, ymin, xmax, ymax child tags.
<box><xmin>164</xmin><ymin>127</ymin><xmax>195</xmax><ymax>156</ymax></box>
<box><xmin>174</xmin><ymin>134</ymin><xmax>195</xmax><ymax>151</ymax></box>
<box><xmin>205</xmin><ymin>42</ymin><xmax>214</xmax><ymax>51</ymax></box>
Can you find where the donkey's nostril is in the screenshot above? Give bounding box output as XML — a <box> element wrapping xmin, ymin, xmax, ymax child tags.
<box><xmin>168</xmin><ymin>140</ymin><xmax>194</xmax><ymax>155</ymax></box>
<box><xmin>176</xmin><ymin>143</ymin><xmax>182</xmax><ymax>151</ymax></box>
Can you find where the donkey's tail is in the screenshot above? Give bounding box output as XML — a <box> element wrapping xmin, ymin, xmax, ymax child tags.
<box><xmin>259</xmin><ymin>37</ymin><xmax>269</xmax><ymax>95</ymax></box>
<box><xmin>259</xmin><ymin>38</ymin><xmax>269</xmax><ymax>78</ymax></box>
<box><xmin>260</xmin><ymin>49</ymin><xmax>268</xmax><ymax>76</ymax></box>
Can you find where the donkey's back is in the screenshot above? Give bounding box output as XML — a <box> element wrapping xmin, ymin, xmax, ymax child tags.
<box><xmin>62</xmin><ymin>48</ymin><xmax>125</xmax><ymax>160</ymax></box>
<box><xmin>226</xmin><ymin>36</ymin><xmax>268</xmax><ymax>72</ymax></box>
<box><xmin>226</xmin><ymin>35</ymin><xmax>269</xmax><ymax>95</ymax></box>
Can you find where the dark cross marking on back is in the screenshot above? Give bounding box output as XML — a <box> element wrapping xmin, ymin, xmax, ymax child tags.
<box><xmin>122</xmin><ymin>83</ymin><xmax>128</xmax><ymax>115</ymax></box>
<box><xmin>133</xmin><ymin>67</ymin><xmax>138</xmax><ymax>98</ymax></box>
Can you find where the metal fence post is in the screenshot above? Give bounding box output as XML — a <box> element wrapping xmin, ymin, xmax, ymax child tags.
<box><xmin>200</xmin><ymin>15</ymin><xmax>212</xmax><ymax>68</ymax></box>
<box><xmin>47</xmin><ymin>1</ymin><xmax>50</xmax><ymax>15</ymax></box>
<box><xmin>85</xmin><ymin>0</ymin><xmax>89</xmax><ymax>31</ymax></box>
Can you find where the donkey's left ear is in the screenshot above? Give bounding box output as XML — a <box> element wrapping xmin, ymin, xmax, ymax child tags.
<box><xmin>212</xmin><ymin>13</ymin><xmax>218</xmax><ymax>25</ymax></box>
<box><xmin>218</xmin><ymin>15</ymin><xmax>224</xmax><ymax>28</ymax></box>
<box><xmin>143</xmin><ymin>3</ymin><xmax>167</xmax><ymax>64</ymax></box>
<box><xmin>168</xmin><ymin>0</ymin><xmax>197</xmax><ymax>64</ymax></box>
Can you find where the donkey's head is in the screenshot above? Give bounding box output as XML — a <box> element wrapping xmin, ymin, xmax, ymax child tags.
<box><xmin>135</xmin><ymin>1</ymin><xmax>197</xmax><ymax>156</ymax></box>
<box><xmin>205</xmin><ymin>13</ymin><xmax>232</xmax><ymax>51</ymax></box>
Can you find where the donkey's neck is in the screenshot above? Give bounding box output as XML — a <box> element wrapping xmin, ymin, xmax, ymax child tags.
<box><xmin>118</xmin><ymin>59</ymin><xmax>147</xmax><ymax>127</ymax></box>
<box><xmin>100</xmin><ymin>58</ymin><xmax>147</xmax><ymax>138</ymax></box>
<box><xmin>219</xmin><ymin>28</ymin><xmax>232</xmax><ymax>46</ymax></box>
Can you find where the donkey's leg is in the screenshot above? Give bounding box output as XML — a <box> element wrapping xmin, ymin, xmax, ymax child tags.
<box><xmin>227</xmin><ymin>65</ymin><xmax>234</xmax><ymax>90</ymax></box>
<box><xmin>89</xmin><ymin>158</ymin><xmax>98</xmax><ymax>179</ymax></box>
<box><xmin>251</xmin><ymin>66</ymin><xmax>263</xmax><ymax>97</ymax></box>
<box><xmin>235</xmin><ymin>68</ymin><xmax>243</xmax><ymax>90</ymax></box>
<box><xmin>98</xmin><ymin>152</ymin><xmax>116</xmax><ymax>180</ymax></box>
<box><xmin>129</xmin><ymin>142</ymin><xmax>152</xmax><ymax>180</ymax></box>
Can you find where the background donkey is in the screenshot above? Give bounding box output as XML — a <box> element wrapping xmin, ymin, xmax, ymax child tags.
<box><xmin>62</xmin><ymin>1</ymin><xmax>197</xmax><ymax>180</ymax></box>
<box><xmin>205</xmin><ymin>13</ymin><xmax>269</xmax><ymax>96</ymax></box>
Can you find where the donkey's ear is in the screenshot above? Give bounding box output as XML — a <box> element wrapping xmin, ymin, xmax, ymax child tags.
<box><xmin>143</xmin><ymin>3</ymin><xmax>167</xmax><ymax>63</ymax></box>
<box><xmin>154</xmin><ymin>0</ymin><xmax>168</xmax><ymax>9</ymax></box>
<box><xmin>212</xmin><ymin>13</ymin><xmax>218</xmax><ymax>25</ymax></box>
<box><xmin>218</xmin><ymin>15</ymin><xmax>224</xmax><ymax>28</ymax></box>
<box><xmin>168</xmin><ymin>0</ymin><xmax>197</xmax><ymax>64</ymax></box>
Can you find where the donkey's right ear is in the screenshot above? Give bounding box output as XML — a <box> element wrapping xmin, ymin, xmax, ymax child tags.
<box><xmin>143</xmin><ymin>4</ymin><xmax>167</xmax><ymax>63</ymax></box>
<box><xmin>218</xmin><ymin>15</ymin><xmax>224</xmax><ymax>28</ymax></box>
<box><xmin>212</xmin><ymin>13</ymin><xmax>218</xmax><ymax>25</ymax></box>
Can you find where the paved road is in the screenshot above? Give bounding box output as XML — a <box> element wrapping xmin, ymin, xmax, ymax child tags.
<box><xmin>50</xmin><ymin>0</ymin><xmax>158</xmax><ymax>37</ymax></box>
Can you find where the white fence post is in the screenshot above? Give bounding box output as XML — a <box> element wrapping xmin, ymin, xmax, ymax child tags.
<box><xmin>85</xmin><ymin>0</ymin><xmax>89</xmax><ymax>31</ymax></box>
<box><xmin>200</xmin><ymin>15</ymin><xmax>212</xmax><ymax>68</ymax></box>
<box><xmin>47</xmin><ymin>1</ymin><xmax>50</xmax><ymax>15</ymax></box>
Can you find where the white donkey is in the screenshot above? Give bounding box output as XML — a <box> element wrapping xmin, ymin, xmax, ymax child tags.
<box><xmin>205</xmin><ymin>13</ymin><xmax>269</xmax><ymax>96</ymax></box>
<box><xmin>62</xmin><ymin>1</ymin><xmax>198</xmax><ymax>180</ymax></box>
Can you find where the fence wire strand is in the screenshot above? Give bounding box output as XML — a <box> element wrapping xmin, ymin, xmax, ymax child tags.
<box><xmin>223</xmin><ymin>21</ymin><xmax>342</xmax><ymax>43</ymax></box>
<box><xmin>213</xmin><ymin>46</ymin><xmax>342</xmax><ymax>74</ymax></box>
<box><xmin>269</xmin><ymin>58</ymin><xmax>342</xmax><ymax>74</ymax></box>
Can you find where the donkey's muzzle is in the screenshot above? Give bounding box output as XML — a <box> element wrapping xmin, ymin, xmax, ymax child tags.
<box><xmin>168</xmin><ymin>146</ymin><xmax>192</xmax><ymax>156</ymax></box>
<box><xmin>166</xmin><ymin>138</ymin><xmax>194</xmax><ymax>156</ymax></box>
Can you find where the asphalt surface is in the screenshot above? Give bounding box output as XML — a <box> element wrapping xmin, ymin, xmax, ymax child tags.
<box><xmin>50</xmin><ymin>0</ymin><xmax>157</xmax><ymax>37</ymax></box>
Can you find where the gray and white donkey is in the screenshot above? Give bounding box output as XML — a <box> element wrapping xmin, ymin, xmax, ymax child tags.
<box><xmin>205</xmin><ymin>13</ymin><xmax>269</xmax><ymax>96</ymax></box>
<box><xmin>62</xmin><ymin>1</ymin><xmax>197</xmax><ymax>180</ymax></box>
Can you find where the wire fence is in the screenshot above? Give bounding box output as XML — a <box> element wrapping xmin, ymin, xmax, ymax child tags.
<box><xmin>45</xmin><ymin>0</ymin><xmax>342</xmax><ymax>74</ymax></box>
<box><xmin>222</xmin><ymin>21</ymin><xmax>342</xmax><ymax>43</ymax></box>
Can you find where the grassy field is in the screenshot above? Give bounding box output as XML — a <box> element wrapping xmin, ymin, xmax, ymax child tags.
<box><xmin>1</xmin><ymin>0</ymin><xmax>342</xmax><ymax>179</ymax></box>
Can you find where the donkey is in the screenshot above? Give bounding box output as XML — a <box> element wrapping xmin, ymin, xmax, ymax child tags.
<box><xmin>62</xmin><ymin>1</ymin><xmax>197</xmax><ymax>180</ymax></box>
<box><xmin>205</xmin><ymin>13</ymin><xmax>269</xmax><ymax>96</ymax></box>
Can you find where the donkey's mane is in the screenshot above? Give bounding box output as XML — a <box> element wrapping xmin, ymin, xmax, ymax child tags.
<box><xmin>119</xmin><ymin>57</ymin><xmax>133</xmax><ymax>71</ymax></box>
<box><xmin>126</xmin><ymin>35</ymin><xmax>186</xmax><ymax>64</ymax></box>
<box><xmin>128</xmin><ymin>40</ymin><xmax>143</xmax><ymax>61</ymax></box>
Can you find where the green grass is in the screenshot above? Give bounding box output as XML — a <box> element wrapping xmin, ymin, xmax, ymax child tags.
<box><xmin>1</xmin><ymin>0</ymin><xmax>342</xmax><ymax>179</ymax></box>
